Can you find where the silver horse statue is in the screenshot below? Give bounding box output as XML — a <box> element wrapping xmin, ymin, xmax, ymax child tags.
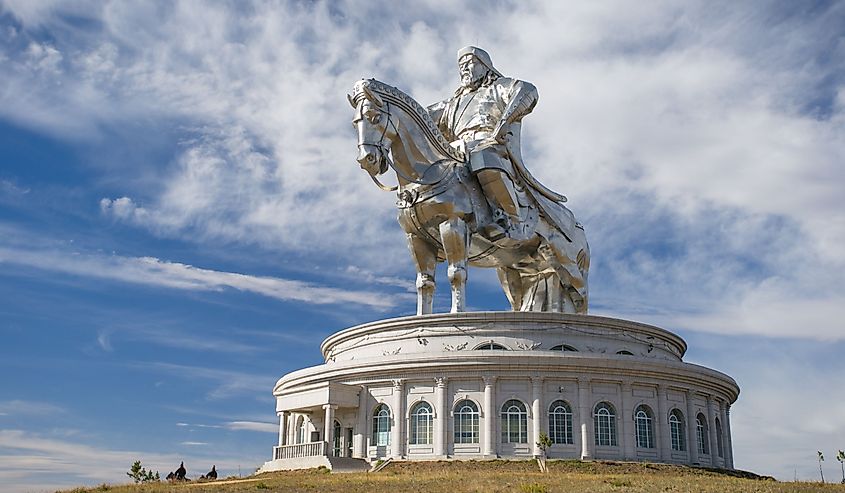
<box><xmin>351</xmin><ymin>79</ymin><xmax>589</xmax><ymax>315</ymax></box>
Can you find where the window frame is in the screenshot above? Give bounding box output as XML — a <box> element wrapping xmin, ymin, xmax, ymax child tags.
<box><xmin>453</xmin><ymin>399</ymin><xmax>480</xmax><ymax>444</ymax></box>
<box><xmin>634</xmin><ymin>405</ymin><xmax>655</xmax><ymax>449</ymax></box>
<box><xmin>409</xmin><ymin>401</ymin><xmax>433</xmax><ymax>445</ymax></box>
<box><xmin>593</xmin><ymin>402</ymin><xmax>618</xmax><ymax>447</ymax></box>
<box><xmin>695</xmin><ymin>413</ymin><xmax>709</xmax><ymax>455</ymax></box>
<box><xmin>669</xmin><ymin>409</ymin><xmax>686</xmax><ymax>452</ymax></box>
<box><xmin>548</xmin><ymin>400</ymin><xmax>573</xmax><ymax>445</ymax></box>
<box><xmin>372</xmin><ymin>404</ymin><xmax>391</xmax><ymax>446</ymax></box>
<box><xmin>501</xmin><ymin>399</ymin><xmax>528</xmax><ymax>444</ymax></box>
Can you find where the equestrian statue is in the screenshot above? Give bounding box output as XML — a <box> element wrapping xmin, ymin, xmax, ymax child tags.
<box><xmin>351</xmin><ymin>46</ymin><xmax>589</xmax><ymax>315</ymax></box>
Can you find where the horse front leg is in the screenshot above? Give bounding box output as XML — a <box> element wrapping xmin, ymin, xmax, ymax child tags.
<box><xmin>439</xmin><ymin>218</ymin><xmax>469</xmax><ymax>313</ymax></box>
<box><xmin>406</xmin><ymin>233</ymin><xmax>437</xmax><ymax>315</ymax></box>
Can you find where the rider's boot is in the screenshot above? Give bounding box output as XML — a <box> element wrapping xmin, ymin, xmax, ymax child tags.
<box><xmin>477</xmin><ymin>169</ymin><xmax>522</xmax><ymax>241</ymax></box>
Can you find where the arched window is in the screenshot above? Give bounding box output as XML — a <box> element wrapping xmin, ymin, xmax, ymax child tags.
<box><xmin>333</xmin><ymin>420</ymin><xmax>342</xmax><ymax>456</ymax></box>
<box><xmin>616</xmin><ymin>350</ymin><xmax>634</xmax><ymax>356</ymax></box>
<box><xmin>454</xmin><ymin>399</ymin><xmax>480</xmax><ymax>444</ymax></box>
<box><xmin>715</xmin><ymin>418</ymin><xmax>724</xmax><ymax>457</ymax></box>
<box><xmin>372</xmin><ymin>404</ymin><xmax>391</xmax><ymax>446</ymax></box>
<box><xmin>594</xmin><ymin>402</ymin><xmax>617</xmax><ymax>446</ymax></box>
<box><xmin>548</xmin><ymin>400</ymin><xmax>573</xmax><ymax>445</ymax></box>
<box><xmin>501</xmin><ymin>399</ymin><xmax>528</xmax><ymax>444</ymax></box>
<box><xmin>695</xmin><ymin>413</ymin><xmax>709</xmax><ymax>455</ymax></box>
<box><xmin>550</xmin><ymin>344</ymin><xmax>578</xmax><ymax>352</ymax></box>
<box><xmin>295</xmin><ymin>415</ymin><xmax>306</xmax><ymax>444</ymax></box>
<box><xmin>669</xmin><ymin>409</ymin><xmax>686</xmax><ymax>451</ymax></box>
<box><xmin>475</xmin><ymin>342</ymin><xmax>508</xmax><ymax>350</ymax></box>
<box><xmin>409</xmin><ymin>402</ymin><xmax>433</xmax><ymax>445</ymax></box>
<box><xmin>634</xmin><ymin>405</ymin><xmax>655</xmax><ymax>449</ymax></box>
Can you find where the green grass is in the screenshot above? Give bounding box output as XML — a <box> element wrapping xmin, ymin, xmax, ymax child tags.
<box><xmin>60</xmin><ymin>460</ymin><xmax>845</xmax><ymax>493</ymax></box>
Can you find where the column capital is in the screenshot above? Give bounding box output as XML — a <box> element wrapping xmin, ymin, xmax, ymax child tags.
<box><xmin>392</xmin><ymin>378</ymin><xmax>405</xmax><ymax>389</ymax></box>
<box><xmin>435</xmin><ymin>376</ymin><xmax>447</xmax><ymax>388</ymax></box>
<box><xmin>482</xmin><ymin>375</ymin><xmax>497</xmax><ymax>386</ymax></box>
<box><xmin>323</xmin><ymin>404</ymin><xmax>338</xmax><ymax>411</ymax></box>
<box><xmin>531</xmin><ymin>376</ymin><xmax>544</xmax><ymax>386</ymax></box>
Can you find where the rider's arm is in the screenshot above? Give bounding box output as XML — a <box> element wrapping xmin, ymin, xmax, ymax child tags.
<box><xmin>494</xmin><ymin>80</ymin><xmax>538</xmax><ymax>142</ymax></box>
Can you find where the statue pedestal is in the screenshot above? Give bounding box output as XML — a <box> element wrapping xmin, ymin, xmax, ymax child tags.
<box><xmin>263</xmin><ymin>312</ymin><xmax>737</xmax><ymax>471</ymax></box>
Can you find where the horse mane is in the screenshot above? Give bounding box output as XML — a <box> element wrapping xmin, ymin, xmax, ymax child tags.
<box><xmin>352</xmin><ymin>79</ymin><xmax>465</xmax><ymax>163</ymax></box>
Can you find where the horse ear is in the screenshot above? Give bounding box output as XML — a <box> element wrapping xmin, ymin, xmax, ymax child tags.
<box><xmin>347</xmin><ymin>93</ymin><xmax>357</xmax><ymax>109</ymax></box>
<box><xmin>362</xmin><ymin>85</ymin><xmax>384</xmax><ymax>107</ymax></box>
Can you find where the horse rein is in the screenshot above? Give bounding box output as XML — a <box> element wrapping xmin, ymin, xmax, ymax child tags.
<box><xmin>357</xmin><ymin>100</ymin><xmax>455</xmax><ymax>192</ymax></box>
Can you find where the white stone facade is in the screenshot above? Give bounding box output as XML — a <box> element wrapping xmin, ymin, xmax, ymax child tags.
<box><xmin>261</xmin><ymin>312</ymin><xmax>738</xmax><ymax>471</ymax></box>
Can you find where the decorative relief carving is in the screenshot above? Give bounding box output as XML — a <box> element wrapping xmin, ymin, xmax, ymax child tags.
<box><xmin>443</xmin><ymin>342</ymin><xmax>468</xmax><ymax>351</ymax></box>
<box><xmin>515</xmin><ymin>341</ymin><xmax>541</xmax><ymax>350</ymax></box>
<box><xmin>382</xmin><ymin>347</ymin><xmax>402</xmax><ymax>356</ymax></box>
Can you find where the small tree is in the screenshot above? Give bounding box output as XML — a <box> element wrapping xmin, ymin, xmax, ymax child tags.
<box><xmin>127</xmin><ymin>460</ymin><xmax>160</xmax><ymax>483</ymax></box>
<box><xmin>818</xmin><ymin>451</ymin><xmax>825</xmax><ymax>484</ymax></box>
<box><xmin>536</xmin><ymin>432</ymin><xmax>553</xmax><ymax>473</ymax></box>
<box><xmin>836</xmin><ymin>450</ymin><xmax>845</xmax><ymax>484</ymax></box>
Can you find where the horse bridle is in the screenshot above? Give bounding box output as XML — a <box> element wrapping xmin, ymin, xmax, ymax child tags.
<box><xmin>356</xmin><ymin>99</ymin><xmax>454</xmax><ymax>192</ymax></box>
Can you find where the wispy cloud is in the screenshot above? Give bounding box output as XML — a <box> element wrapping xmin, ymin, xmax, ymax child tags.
<box><xmin>0</xmin><ymin>400</ymin><xmax>64</xmax><ymax>416</ymax></box>
<box><xmin>0</xmin><ymin>243</ymin><xmax>394</xmax><ymax>309</ymax></box>
<box><xmin>141</xmin><ymin>362</ymin><xmax>273</xmax><ymax>400</ymax></box>
<box><xmin>225</xmin><ymin>421</ymin><xmax>277</xmax><ymax>434</ymax></box>
<box><xmin>0</xmin><ymin>429</ymin><xmax>257</xmax><ymax>492</ymax></box>
<box><xmin>1</xmin><ymin>1</ymin><xmax>840</xmax><ymax>344</ymax></box>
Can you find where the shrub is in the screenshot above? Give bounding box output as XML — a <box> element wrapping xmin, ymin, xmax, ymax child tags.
<box><xmin>126</xmin><ymin>460</ymin><xmax>159</xmax><ymax>483</ymax></box>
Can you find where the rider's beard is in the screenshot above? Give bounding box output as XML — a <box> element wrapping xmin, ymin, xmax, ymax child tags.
<box><xmin>461</xmin><ymin>71</ymin><xmax>485</xmax><ymax>90</ymax></box>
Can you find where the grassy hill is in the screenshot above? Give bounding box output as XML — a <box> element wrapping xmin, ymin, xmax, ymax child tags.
<box><xmin>63</xmin><ymin>460</ymin><xmax>845</xmax><ymax>493</ymax></box>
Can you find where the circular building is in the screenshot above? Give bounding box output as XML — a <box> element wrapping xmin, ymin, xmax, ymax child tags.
<box><xmin>260</xmin><ymin>311</ymin><xmax>738</xmax><ymax>471</ymax></box>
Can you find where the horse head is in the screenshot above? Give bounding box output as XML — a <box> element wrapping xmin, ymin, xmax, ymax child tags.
<box><xmin>350</xmin><ymin>80</ymin><xmax>393</xmax><ymax>178</ymax></box>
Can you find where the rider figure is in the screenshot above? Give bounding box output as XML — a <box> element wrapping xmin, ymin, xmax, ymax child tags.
<box><xmin>427</xmin><ymin>46</ymin><xmax>540</xmax><ymax>239</ymax></box>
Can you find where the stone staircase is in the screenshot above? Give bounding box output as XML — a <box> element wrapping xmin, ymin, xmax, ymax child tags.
<box><xmin>327</xmin><ymin>456</ymin><xmax>371</xmax><ymax>473</ymax></box>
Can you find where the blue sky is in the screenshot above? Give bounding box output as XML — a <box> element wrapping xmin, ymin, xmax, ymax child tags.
<box><xmin>1</xmin><ymin>1</ymin><xmax>844</xmax><ymax>491</ymax></box>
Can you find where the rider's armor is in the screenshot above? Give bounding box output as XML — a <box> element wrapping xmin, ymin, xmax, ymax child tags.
<box><xmin>428</xmin><ymin>68</ymin><xmax>539</xmax><ymax>239</ymax></box>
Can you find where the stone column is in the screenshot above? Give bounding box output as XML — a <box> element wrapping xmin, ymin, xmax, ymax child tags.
<box><xmin>353</xmin><ymin>385</ymin><xmax>368</xmax><ymax>458</ymax></box>
<box><xmin>577</xmin><ymin>377</ymin><xmax>592</xmax><ymax>459</ymax></box>
<box><xmin>656</xmin><ymin>385</ymin><xmax>670</xmax><ymax>461</ymax></box>
<box><xmin>531</xmin><ymin>376</ymin><xmax>543</xmax><ymax>457</ymax></box>
<box><xmin>391</xmin><ymin>379</ymin><xmax>405</xmax><ymax>459</ymax></box>
<box><xmin>725</xmin><ymin>404</ymin><xmax>735</xmax><ymax>469</ymax></box>
<box><xmin>287</xmin><ymin>413</ymin><xmax>296</xmax><ymax>445</ymax></box>
<box><xmin>620</xmin><ymin>381</ymin><xmax>634</xmax><ymax>460</ymax></box>
<box><xmin>706</xmin><ymin>395</ymin><xmax>718</xmax><ymax>467</ymax></box>
<box><xmin>278</xmin><ymin>411</ymin><xmax>288</xmax><ymax>447</ymax></box>
<box><xmin>323</xmin><ymin>405</ymin><xmax>337</xmax><ymax>456</ymax></box>
<box><xmin>434</xmin><ymin>377</ymin><xmax>448</xmax><ymax>458</ymax></box>
<box><xmin>717</xmin><ymin>400</ymin><xmax>728</xmax><ymax>466</ymax></box>
<box><xmin>685</xmin><ymin>391</ymin><xmax>699</xmax><ymax>465</ymax></box>
<box><xmin>483</xmin><ymin>375</ymin><xmax>497</xmax><ymax>457</ymax></box>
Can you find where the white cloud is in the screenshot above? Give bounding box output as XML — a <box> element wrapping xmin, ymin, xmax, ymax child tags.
<box><xmin>142</xmin><ymin>362</ymin><xmax>273</xmax><ymax>400</ymax></box>
<box><xmin>0</xmin><ymin>243</ymin><xmax>395</xmax><ymax>309</ymax></box>
<box><xmin>0</xmin><ymin>429</ymin><xmax>256</xmax><ymax>492</ymax></box>
<box><xmin>225</xmin><ymin>421</ymin><xmax>278</xmax><ymax>434</ymax></box>
<box><xmin>0</xmin><ymin>1</ymin><xmax>840</xmax><ymax>343</ymax></box>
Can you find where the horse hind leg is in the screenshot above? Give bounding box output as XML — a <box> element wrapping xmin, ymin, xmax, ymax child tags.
<box><xmin>439</xmin><ymin>218</ymin><xmax>469</xmax><ymax>313</ymax></box>
<box><xmin>406</xmin><ymin>233</ymin><xmax>437</xmax><ymax>315</ymax></box>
